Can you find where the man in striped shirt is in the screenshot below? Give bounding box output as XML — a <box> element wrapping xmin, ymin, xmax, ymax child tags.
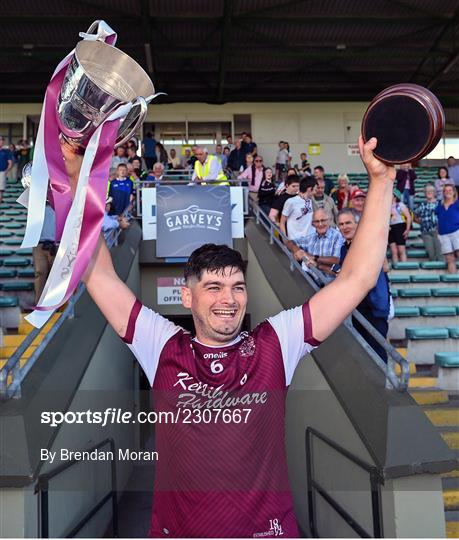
<box><xmin>287</xmin><ymin>208</ymin><xmax>344</xmax><ymax>276</ymax></box>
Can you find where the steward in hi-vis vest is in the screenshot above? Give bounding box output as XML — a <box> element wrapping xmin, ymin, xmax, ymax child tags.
<box><xmin>192</xmin><ymin>147</ymin><xmax>229</xmax><ymax>185</ymax></box>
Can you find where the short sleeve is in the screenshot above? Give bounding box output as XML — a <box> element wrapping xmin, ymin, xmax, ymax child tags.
<box><xmin>267</xmin><ymin>302</ymin><xmax>321</xmax><ymax>386</ymax></box>
<box><xmin>281</xmin><ymin>198</ymin><xmax>292</xmax><ymax>217</ymax></box>
<box><xmin>122</xmin><ymin>300</ymin><xmax>180</xmax><ymax>386</ymax></box>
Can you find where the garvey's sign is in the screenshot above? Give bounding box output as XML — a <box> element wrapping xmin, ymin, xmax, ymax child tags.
<box><xmin>156</xmin><ymin>185</ymin><xmax>232</xmax><ymax>257</ymax></box>
<box><xmin>157</xmin><ymin>277</ymin><xmax>185</xmax><ymax>305</ymax></box>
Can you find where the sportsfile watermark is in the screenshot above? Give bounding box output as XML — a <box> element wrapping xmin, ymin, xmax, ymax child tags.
<box><xmin>41</xmin><ymin>407</ymin><xmax>252</xmax><ymax>427</ymax></box>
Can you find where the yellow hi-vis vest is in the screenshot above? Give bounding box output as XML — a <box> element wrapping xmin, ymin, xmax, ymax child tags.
<box><xmin>194</xmin><ymin>155</ymin><xmax>229</xmax><ymax>185</ymax></box>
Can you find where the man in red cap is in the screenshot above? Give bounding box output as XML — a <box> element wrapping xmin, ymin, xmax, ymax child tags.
<box><xmin>350</xmin><ymin>188</ymin><xmax>366</xmax><ymax>219</ymax></box>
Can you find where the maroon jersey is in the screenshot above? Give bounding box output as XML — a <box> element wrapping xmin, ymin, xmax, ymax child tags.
<box><xmin>123</xmin><ymin>300</ymin><xmax>319</xmax><ymax>538</ymax></box>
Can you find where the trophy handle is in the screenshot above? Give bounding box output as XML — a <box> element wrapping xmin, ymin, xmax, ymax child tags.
<box><xmin>115</xmin><ymin>96</ymin><xmax>148</xmax><ymax>148</ymax></box>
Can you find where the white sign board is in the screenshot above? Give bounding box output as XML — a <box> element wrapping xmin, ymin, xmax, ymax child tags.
<box><xmin>157</xmin><ymin>277</ymin><xmax>185</xmax><ymax>305</ymax></box>
<box><xmin>347</xmin><ymin>143</ymin><xmax>360</xmax><ymax>156</ymax></box>
<box><xmin>142</xmin><ymin>186</ymin><xmax>245</xmax><ymax>241</ymax></box>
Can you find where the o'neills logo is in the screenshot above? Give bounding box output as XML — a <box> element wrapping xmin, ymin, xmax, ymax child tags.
<box><xmin>164</xmin><ymin>205</ymin><xmax>224</xmax><ymax>232</ymax></box>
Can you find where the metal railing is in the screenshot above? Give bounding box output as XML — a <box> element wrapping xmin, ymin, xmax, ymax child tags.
<box><xmin>35</xmin><ymin>438</ymin><xmax>118</xmax><ymax>538</ymax></box>
<box><xmin>306</xmin><ymin>427</ymin><xmax>383</xmax><ymax>538</ymax></box>
<box><xmin>0</xmin><ymin>283</ymin><xmax>86</xmax><ymax>400</ymax></box>
<box><xmin>250</xmin><ymin>200</ymin><xmax>410</xmax><ymax>392</ymax></box>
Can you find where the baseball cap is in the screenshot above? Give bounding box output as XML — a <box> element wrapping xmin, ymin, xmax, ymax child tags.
<box><xmin>350</xmin><ymin>189</ymin><xmax>366</xmax><ymax>200</ymax></box>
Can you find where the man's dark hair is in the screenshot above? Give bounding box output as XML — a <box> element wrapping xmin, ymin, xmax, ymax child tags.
<box><xmin>314</xmin><ymin>165</ymin><xmax>324</xmax><ymax>172</ymax></box>
<box><xmin>146</xmin><ymin>131</ymin><xmax>152</xmax><ymax>138</ymax></box>
<box><xmin>184</xmin><ymin>244</ymin><xmax>246</xmax><ymax>283</ymax></box>
<box><xmin>285</xmin><ymin>174</ymin><xmax>300</xmax><ymax>186</ymax></box>
<box><xmin>300</xmin><ymin>177</ymin><xmax>316</xmax><ymax>193</ymax></box>
<box><xmin>117</xmin><ymin>163</ymin><xmax>127</xmax><ymax>168</ymax></box>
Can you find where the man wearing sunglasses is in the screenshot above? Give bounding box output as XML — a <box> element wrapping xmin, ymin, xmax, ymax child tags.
<box><xmin>238</xmin><ymin>155</ymin><xmax>266</xmax><ymax>193</ymax></box>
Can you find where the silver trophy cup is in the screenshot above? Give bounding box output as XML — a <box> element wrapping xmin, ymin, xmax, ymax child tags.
<box><xmin>57</xmin><ymin>36</ymin><xmax>155</xmax><ymax>148</ymax></box>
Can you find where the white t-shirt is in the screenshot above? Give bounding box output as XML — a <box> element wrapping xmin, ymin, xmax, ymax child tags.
<box><xmin>281</xmin><ymin>195</ymin><xmax>314</xmax><ymax>240</ymax></box>
<box><xmin>276</xmin><ymin>148</ymin><xmax>291</xmax><ymax>165</ymax></box>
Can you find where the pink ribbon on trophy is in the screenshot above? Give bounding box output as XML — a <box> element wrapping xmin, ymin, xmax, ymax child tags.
<box><xmin>20</xmin><ymin>21</ymin><xmax>126</xmax><ymax>328</ymax></box>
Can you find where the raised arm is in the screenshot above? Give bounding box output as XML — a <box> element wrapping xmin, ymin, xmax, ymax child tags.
<box><xmin>62</xmin><ymin>142</ymin><xmax>136</xmax><ymax>337</ymax></box>
<box><xmin>308</xmin><ymin>136</ymin><xmax>395</xmax><ymax>342</ymax></box>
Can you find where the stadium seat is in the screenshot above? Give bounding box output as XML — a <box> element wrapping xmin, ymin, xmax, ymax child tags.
<box><xmin>394</xmin><ymin>307</ymin><xmax>420</xmax><ymax>317</ymax></box>
<box><xmin>3</xmin><ymin>240</ymin><xmax>22</xmax><ymax>246</ymax></box>
<box><xmin>407</xmin><ymin>249</ymin><xmax>428</xmax><ymax>258</ymax></box>
<box><xmin>421</xmin><ymin>262</ymin><xmax>447</xmax><ymax>270</ymax></box>
<box><xmin>15</xmin><ymin>248</ymin><xmax>33</xmax><ymax>256</ymax></box>
<box><xmin>406</xmin><ymin>328</ymin><xmax>449</xmax><ymax>340</ymax></box>
<box><xmin>420</xmin><ymin>306</ymin><xmax>457</xmax><ymax>317</ymax></box>
<box><xmin>17</xmin><ymin>269</ymin><xmax>35</xmax><ymax>278</ymax></box>
<box><xmin>0</xmin><ymin>232</ymin><xmax>13</xmax><ymax>238</ymax></box>
<box><xmin>4</xmin><ymin>224</ymin><xmax>24</xmax><ymax>230</ymax></box>
<box><xmin>448</xmin><ymin>328</ymin><xmax>459</xmax><ymax>339</ymax></box>
<box><xmin>440</xmin><ymin>274</ymin><xmax>459</xmax><ymax>283</ymax></box>
<box><xmin>432</xmin><ymin>288</ymin><xmax>459</xmax><ymax>297</ymax></box>
<box><xmin>392</xmin><ymin>262</ymin><xmax>420</xmax><ymax>270</ymax></box>
<box><xmin>0</xmin><ymin>269</ymin><xmax>17</xmax><ymax>278</ymax></box>
<box><xmin>0</xmin><ymin>217</ymin><xmax>13</xmax><ymax>223</ymax></box>
<box><xmin>398</xmin><ymin>288</ymin><xmax>431</xmax><ymax>298</ymax></box>
<box><xmin>435</xmin><ymin>352</ymin><xmax>459</xmax><ymax>367</ymax></box>
<box><xmin>410</xmin><ymin>274</ymin><xmax>440</xmax><ymax>283</ymax></box>
<box><xmin>0</xmin><ymin>282</ymin><xmax>34</xmax><ymax>292</ymax></box>
<box><xmin>3</xmin><ymin>258</ymin><xmax>31</xmax><ymax>267</ymax></box>
<box><xmin>0</xmin><ymin>249</ymin><xmax>15</xmax><ymax>257</ymax></box>
<box><xmin>0</xmin><ymin>296</ymin><xmax>18</xmax><ymax>307</ymax></box>
<box><xmin>4</xmin><ymin>210</ymin><xmax>22</xmax><ymax>216</ymax></box>
<box><xmin>389</xmin><ymin>275</ymin><xmax>410</xmax><ymax>283</ymax></box>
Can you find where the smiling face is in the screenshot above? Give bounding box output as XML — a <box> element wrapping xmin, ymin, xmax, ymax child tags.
<box><xmin>181</xmin><ymin>268</ymin><xmax>247</xmax><ymax>345</ymax></box>
<box><xmin>338</xmin><ymin>211</ymin><xmax>358</xmax><ymax>241</ymax></box>
<box><xmin>312</xmin><ymin>209</ymin><xmax>330</xmax><ymax>235</ymax></box>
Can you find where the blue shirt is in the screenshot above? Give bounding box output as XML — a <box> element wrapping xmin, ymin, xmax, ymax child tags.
<box><xmin>435</xmin><ymin>200</ymin><xmax>459</xmax><ymax>235</ymax></box>
<box><xmin>296</xmin><ymin>227</ymin><xmax>344</xmax><ymax>259</ymax></box>
<box><xmin>142</xmin><ymin>137</ymin><xmax>157</xmax><ymax>158</ymax></box>
<box><xmin>108</xmin><ymin>177</ymin><xmax>134</xmax><ymax>215</ymax></box>
<box><xmin>340</xmin><ymin>242</ymin><xmax>390</xmax><ymax>318</ymax></box>
<box><xmin>0</xmin><ymin>148</ymin><xmax>12</xmax><ymax>172</ymax></box>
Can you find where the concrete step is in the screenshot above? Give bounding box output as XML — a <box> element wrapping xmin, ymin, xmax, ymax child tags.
<box><xmin>409</xmin><ymin>376</ymin><xmax>438</xmax><ymax>388</ymax></box>
<box><xmin>395</xmin><ymin>361</ymin><xmax>416</xmax><ymax>375</ymax></box>
<box><xmin>424</xmin><ymin>409</ymin><xmax>459</xmax><ymax>427</ymax></box>
<box><xmin>2</xmin><ymin>333</ymin><xmax>44</xmax><ymax>347</ymax></box>
<box><xmin>444</xmin><ymin>489</ymin><xmax>459</xmax><ymax>510</ymax></box>
<box><xmin>441</xmin><ymin>432</ymin><xmax>459</xmax><ymax>450</ymax></box>
<box><xmin>410</xmin><ymin>390</ymin><xmax>449</xmax><ymax>406</ymax></box>
<box><xmin>446</xmin><ymin>521</ymin><xmax>459</xmax><ymax>538</ymax></box>
<box><xmin>0</xmin><ymin>357</ymin><xmax>28</xmax><ymax>370</ymax></box>
<box><xmin>0</xmin><ymin>345</ymin><xmax>36</xmax><ymax>360</ymax></box>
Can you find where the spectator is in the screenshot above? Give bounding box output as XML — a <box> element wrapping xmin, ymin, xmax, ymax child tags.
<box><xmin>349</xmin><ymin>188</ymin><xmax>366</xmax><ymax>218</ymax></box>
<box><xmin>279</xmin><ymin>177</ymin><xmax>316</xmax><ymax>240</ymax></box>
<box><xmin>188</xmin><ymin>145</ymin><xmax>198</xmax><ymax>169</ymax></box>
<box><xmin>215</xmin><ymin>144</ymin><xmax>223</xmax><ymax>164</ymax></box>
<box><xmin>0</xmin><ymin>136</ymin><xmax>12</xmax><ymax>203</ymax></box>
<box><xmin>127</xmin><ymin>145</ymin><xmax>138</xmax><ymax>163</ymax></box>
<box><xmin>269</xmin><ymin>174</ymin><xmax>301</xmax><ymax>225</ymax></box>
<box><xmin>108</xmin><ymin>163</ymin><xmax>134</xmax><ymax>216</ymax></box>
<box><xmin>192</xmin><ymin>146</ymin><xmax>227</xmax><ymax>184</ymax></box>
<box><xmin>168</xmin><ymin>148</ymin><xmax>180</xmax><ymax>170</ymax></box>
<box><xmin>287</xmin><ymin>208</ymin><xmax>343</xmax><ymax>277</ymax></box>
<box><xmin>389</xmin><ymin>189</ymin><xmax>411</xmax><ymax>263</ymax></box>
<box><xmin>447</xmin><ymin>156</ymin><xmax>459</xmax><ymax>188</ymax></box>
<box><xmin>6</xmin><ymin>143</ymin><xmax>18</xmax><ymax>182</ymax></box>
<box><xmin>226</xmin><ymin>135</ymin><xmax>235</xmax><ymax>151</ymax></box>
<box><xmin>436</xmin><ymin>184</ymin><xmax>459</xmax><ymax>274</ymax></box>
<box><xmin>16</xmin><ymin>139</ymin><xmax>30</xmax><ymax>178</ymax></box>
<box><xmin>245</xmin><ymin>153</ymin><xmax>254</xmax><ymax>169</ymax></box>
<box><xmin>102</xmin><ymin>196</ymin><xmax>130</xmax><ymax>246</ymax></box>
<box><xmin>435</xmin><ymin>166</ymin><xmax>453</xmax><ymax>200</ymax></box>
<box><xmin>238</xmin><ymin>155</ymin><xmax>266</xmax><ymax>193</ymax></box>
<box><xmin>131</xmin><ymin>157</ymin><xmax>147</xmax><ymax>181</ymax></box>
<box><xmin>336</xmin><ymin>208</ymin><xmax>390</xmax><ymax>362</ymax></box>
<box><xmin>155</xmin><ymin>142</ymin><xmax>169</xmax><ymax>167</ymax></box>
<box><xmin>180</xmin><ymin>148</ymin><xmax>192</xmax><ymax>170</ymax></box>
<box><xmin>227</xmin><ymin>139</ymin><xmax>245</xmax><ymax>173</ymax></box>
<box><xmin>241</xmin><ymin>132</ymin><xmax>257</xmax><ymax>155</ymax></box>
<box><xmin>414</xmin><ymin>184</ymin><xmax>443</xmax><ymax>262</ymax></box>
<box><xmin>312</xmin><ymin>178</ymin><xmax>338</xmax><ymax>223</ymax></box>
<box><xmin>299</xmin><ymin>152</ymin><xmax>311</xmax><ymax>176</ymax></box>
<box><xmin>111</xmin><ymin>146</ymin><xmax>128</xmax><ymax>169</ymax></box>
<box><xmin>396</xmin><ymin>162</ymin><xmax>416</xmax><ymax>210</ymax></box>
<box><xmin>221</xmin><ymin>146</ymin><xmax>230</xmax><ymax>169</ymax></box>
<box><xmin>141</xmin><ymin>132</ymin><xmax>157</xmax><ymax>170</ymax></box>
<box><xmin>331</xmin><ymin>173</ymin><xmax>354</xmax><ymax>210</ymax></box>
<box><xmin>147</xmin><ymin>162</ymin><xmax>165</xmax><ymax>185</ymax></box>
<box><xmin>33</xmin><ymin>201</ymin><xmax>57</xmax><ymax>304</ymax></box>
<box><xmin>313</xmin><ymin>165</ymin><xmax>334</xmax><ymax>195</ymax></box>
<box><xmin>275</xmin><ymin>141</ymin><xmax>291</xmax><ymax>182</ymax></box>
<box><xmin>258</xmin><ymin>167</ymin><xmax>276</xmax><ymax>216</ymax></box>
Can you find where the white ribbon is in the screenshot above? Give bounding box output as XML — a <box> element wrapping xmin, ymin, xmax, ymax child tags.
<box><xmin>26</xmin><ymin>102</ymin><xmax>133</xmax><ymax>329</ymax></box>
<box><xmin>20</xmin><ymin>21</ymin><xmax>117</xmax><ymax>251</ymax></box>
